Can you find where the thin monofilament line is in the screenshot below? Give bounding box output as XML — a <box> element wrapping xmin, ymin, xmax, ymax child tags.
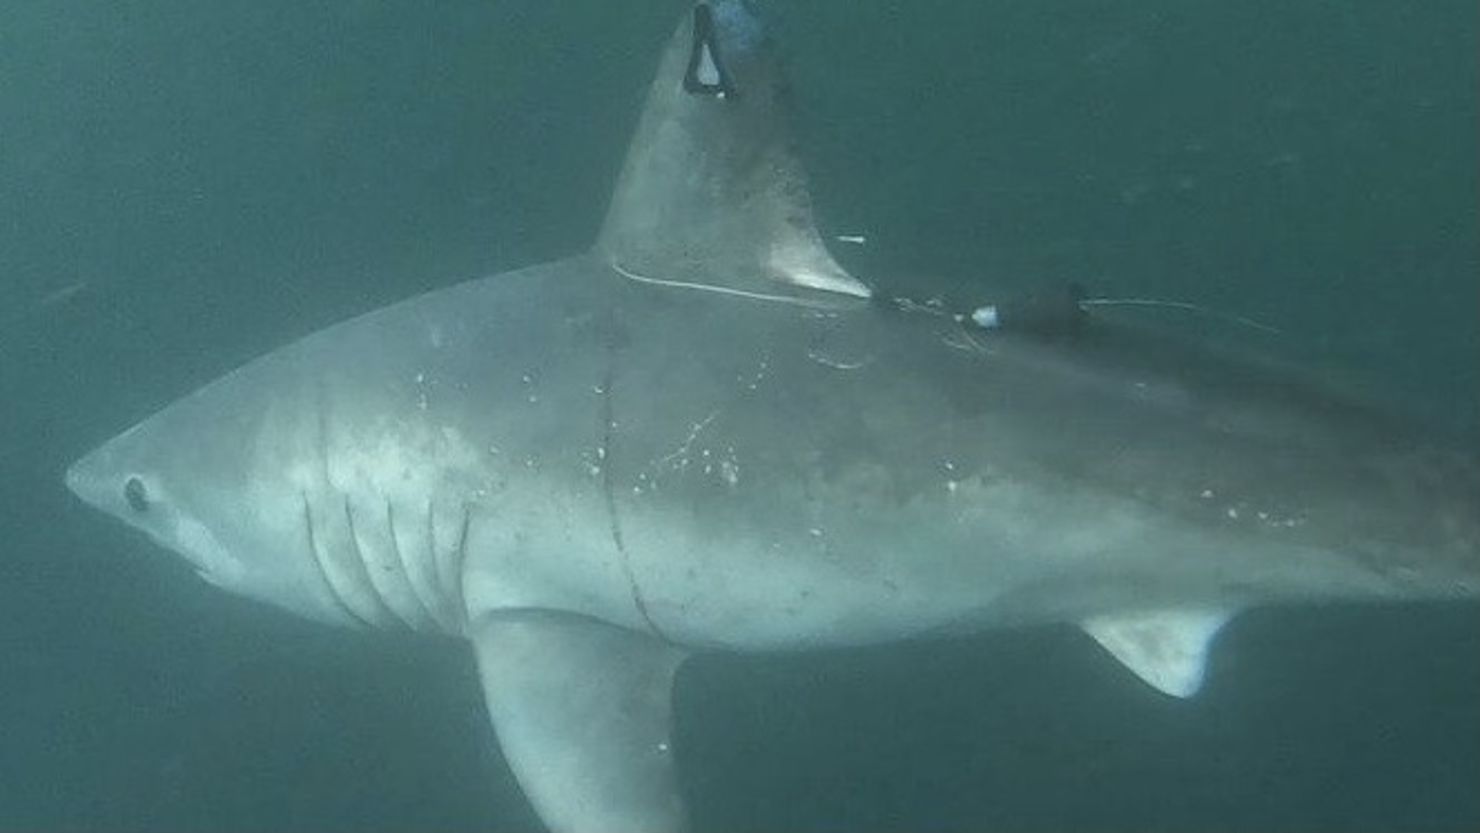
<box><xmin>1080</xmin><ymin>297</ymin><xmax>1282</xmax><ymax>335</ymax></box>
<box><xmin>609</xmin><ymin>260</ymin><xmax>842</xmax><ymax>309</ymax></box>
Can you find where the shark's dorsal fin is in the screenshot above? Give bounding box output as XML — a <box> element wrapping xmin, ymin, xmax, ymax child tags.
<box><xmin>470</xmin><ymin>611</ymin><xmax>689</xmax><ymax>833</ymax></box>
<box><xmin>1081</xmin><ymin>609</ymin><xmax>1234</xmax><ymax>698</ymax></box>
<box><xmin>597</xmin><ymin>1</ymin><xmax>870</xmax><ymax>301</ymax></box>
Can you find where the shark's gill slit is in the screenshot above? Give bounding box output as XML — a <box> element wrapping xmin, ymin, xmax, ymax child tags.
<box><xmin>342</xmin><ymin>496</ymin><xmax>408</xmax><ymax>629</ymax></box>
<box><xmin>301</xmin><ymin>493</ymin><xmax>373</xmax><ymax>628</ymax></box>
<box><xmin>385</xmin><ymin>499</ymin><xmax>443</xmax><ymax>631</ymax></box>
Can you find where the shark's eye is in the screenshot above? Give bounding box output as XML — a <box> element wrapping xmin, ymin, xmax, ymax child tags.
<box><xmin>123</xmin><ymin>477</ymin><xmax>150</xmax><ymax>513</ymax></box>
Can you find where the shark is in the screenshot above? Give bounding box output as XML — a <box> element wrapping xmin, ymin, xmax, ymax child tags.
<box><xmin>65</xmin><ymin>2</ymin><xmax>1479</xmax><ymax>831</ymax></box>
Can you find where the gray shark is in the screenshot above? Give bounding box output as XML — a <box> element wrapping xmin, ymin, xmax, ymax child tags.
<box><xmin>65</xmin><ymin>2</ymin><xmax>1479</xmax><ymax>831</ymax></box>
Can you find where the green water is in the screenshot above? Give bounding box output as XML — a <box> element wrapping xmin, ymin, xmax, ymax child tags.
<box><xmin>2</xmin><ymin>0</ymin><xmax>1475</xmax><ymax>830</ymax></box>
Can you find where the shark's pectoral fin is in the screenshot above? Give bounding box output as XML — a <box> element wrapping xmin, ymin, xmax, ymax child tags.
<box><xmin>1080</xmin><ymin>609</ymin><xmax>1234</xmax><ymax>698</ymax></box>
<box><xmin>469</xmin><ymin>611</ymin><xmax>689</xmax><ymax>833</ymax></box>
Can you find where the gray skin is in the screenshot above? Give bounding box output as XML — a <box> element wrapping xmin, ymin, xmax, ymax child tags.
<box><xmin>65</xmin><ymin>2</ymin><xmax>1479</xmax><ymax>832</ymax></box>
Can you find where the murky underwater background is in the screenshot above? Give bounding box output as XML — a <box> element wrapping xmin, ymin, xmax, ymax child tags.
<box><xmin>2</xmin><ymin>0</ymin><xmax>1476</xmax><ymax>830</ymax></box>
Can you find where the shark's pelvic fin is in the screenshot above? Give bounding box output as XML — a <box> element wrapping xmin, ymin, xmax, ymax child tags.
<box><xmin>470</xmin><ymin>611</ymin><xmax>689</xmax><ymax>833</ymax></box>
<box><xmin>1081</xmin><ymin>609</ymin><xmax>1234</xmax><ymax>698</ymax></box>
<box><xmin>597</xmin><ymin>1</ymin><xmax>870</xmax><ymax>301</ymax></box>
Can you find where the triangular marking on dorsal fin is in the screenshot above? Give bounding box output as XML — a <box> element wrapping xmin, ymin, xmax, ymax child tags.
<box><xmin>597</xmin><ymin>1</ymin><xmax>871</xmax><ymax>301</ymax></box>
<box><xmin>683</xmin><ymin>5</ymin><xmax>732</xmax><ymax>97</ymax></box>
<box><xmin>1081</xmin><ymin>609</ymin><xmax>1234</xmax><ymax>698</ymax></box>
<box><xmin>695</xmin><ymin>43</ymin><xmax>721</xmax><ymax>86</ymax></box>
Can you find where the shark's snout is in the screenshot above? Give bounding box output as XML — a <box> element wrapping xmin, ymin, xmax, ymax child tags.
<box><xmin>63</xmin><ymin>458</ymin><xmax>82</xmax><ymax>499</ymax></box>
<box><xmin>65</xmin><ymin>431</ymin><xmax>149</xmax><ymax>520</ymax></box>
<box><xmin>64</xmin><ymin>447</ymin><xmax>107</xmax><ymax>510</ymax></box>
